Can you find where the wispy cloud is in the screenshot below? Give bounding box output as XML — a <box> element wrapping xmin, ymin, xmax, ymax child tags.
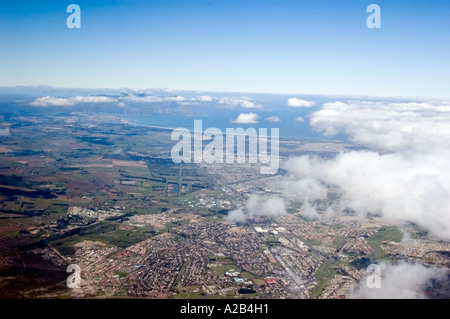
<box><xmin>177</xmin><ymin>101</ymin><xmax>200</xmax><ymax>106</ymax></box>
<box><xmin>266</xmin><ymin>116</ymin><xmax>281</xmax><ymax>122</ymax></box>
<box><xmin>164</xmin><ymin>96</ymin><xmax>186</xmax><ymax>102</ymax></box>
<box><xmin>219</xmin><ymin>97</ymin><xmax>262</xmax><ymax>109</ymax></box>
<box><xmin>120</xmin><ymin>95</ymin><xmax>163</xmax><ymax>103</ymax></box>
<box><xmin>120</xmin><ymin>95</ymin><xmax>189</xmax><ymax>103</ymax></box>
<box><xmin>294</xmin><ymin>116</ymin><xmax>305</xmax><ymax>122</ymax></box>
<box><xmin>227</xmin><ymin>195</ymin><xmax>287</xmax><ymax>222</ymax></box>
<box><xmin>30</xmin><ymin>95</ymin><xmax>118</xmax><ymax>107</ymax></box>
<box><xmin>121</xmin><ymin>94</ymin><xmax>212</xmax><ymax>104</ymax></box>
<box><xmin>0</xmin><ymin>126</ymin><xmax>10</xmax><ymax>137</ymax></box>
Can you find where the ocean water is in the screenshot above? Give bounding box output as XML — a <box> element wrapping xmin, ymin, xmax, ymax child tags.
<box><xmin>121</xmin><ymin>110</ymin><xmax>336</xmax><ymax>141</ymax></box>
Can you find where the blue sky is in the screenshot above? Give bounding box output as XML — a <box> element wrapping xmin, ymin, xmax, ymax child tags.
<box><xmin>1</xmin><ymin>0</ymin><xmax>449</xmax><ymax>98</ymax></box>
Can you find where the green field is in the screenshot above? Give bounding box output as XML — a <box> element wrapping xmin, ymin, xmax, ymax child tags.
<box><xmin>331</xmin><ymin>236</ymin><xmax>346</xmax><ymax>249</ymax></box>
<box><xmin>240</xmin><ymin>271</ymin><xmax>255</xmax><ymax>279</ymax></box>
<box><xmin>51</xmin><ymin>221</ymin><xmax>156</xmax><ymax>255</ymax></box>
<box><xmin>114</xmin><ymin>270</ymin><xmax>128</xmax><ymax>278</ymax></box>
<box><xmin>311</xmin><ymin>260</ymin><xmax>336</xmax><ymax>299</ymax></box>
<box><xmin>210</xmin><ymin>264</ymin><xmax>241</xmax><ymax>277</ymax></box>
<box><xmin>367</xmin><ymin>226</ymin><xmax>403</xmax><ymax>261</ymax></box>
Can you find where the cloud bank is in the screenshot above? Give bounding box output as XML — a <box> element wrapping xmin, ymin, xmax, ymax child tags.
<box><xmin>353</xmin><ymin>261</ymin><xmax>447</xmax><ymax>299</ymax></box>
<box><xmin>31</xmin><ymin>94</ymin><xmax>214</xmax><ymax>107</ymax></box>
<box><xmin>282</xmin><ymin>100</ymin><xmax>450</xmax><ymax>240</ymax></box>
<box><xmin>311</xmin><ymin>101</ymin><xmax>450</xmax><ymax>152</ymax></box>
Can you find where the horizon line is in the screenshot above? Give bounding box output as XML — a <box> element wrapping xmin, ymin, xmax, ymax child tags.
<box><xmin>1</xmin><ymin>85</ymin><xmax>448</xmax><ymax>101</ymax></box>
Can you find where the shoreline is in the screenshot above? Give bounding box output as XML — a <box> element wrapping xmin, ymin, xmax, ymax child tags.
<box><xmin>119</xmin><ymin>116</ymin><xmax>347</xmax><ymax>143</ymax></box>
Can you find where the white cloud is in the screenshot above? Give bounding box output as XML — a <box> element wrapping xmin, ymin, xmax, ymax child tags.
<box><xmin>226</xmin><ymin>209</ymin><xmax>248</xmax><ymax>223</ymax></box>
<box><xmin>184</xmin><ymin>96</ymin><xmax>213</xmax><ymax>104</ymax></box>
<box><xmin>164</xmin><ymin>96</ymin><xmax>186</xmax><ymax>102</ymax></box>
<box><xmin>287</xmin><ymin>98</ymin><xmax>315</xmax><ymax>108</ymax></box>
<box><xmin>197</xmin><ymin>95</ymin><xmax>213</xmax><ymax>102</ymax></box>
<box><xmin>121</xmin><ymin>95</ymin><xmax>163</xmax><ymax>103</ymax></box>
<box><xmin>283</xmin><ymin>151</ymin><xmax>450</xmax><ymax>239</ymax></box>
<box><xmin>219</xmin><ymin>97</ymin><xmax>262</xmax><ymax>109</ymax></box>
<box><xmin>177</xmin><ymin>101</ymin><xmax>200</xmax><ymax>106</ymax></box>
<box><xmin>124</xmin><ymin>94</ymin><xmax>197</xmax><ymax>104</ymax></box>
<box><xmin>266</xmin><ymin>116</ymin><xmax>281</xmax><ymax>122</ymax></box>
<box><xmin>116</xmin><ymin>94</ymin><xmax>196</xmax><ymax>104</ymax></box>
<box><xmin>72</xmin><ymin>96</ymin><xmax>117</xmax><ymax>103</ymax></box>
<box><xmin>219</xmin><ymin>97</ymin><xmax>249</xmax><ymax>105</ymax></box>
<box><xmin>31</xmin><ymin>96</ymin><xmax>76</xmax><ymax>107</ymax></box>
<box><xmin>226</xmin><ymin>195</ymin><xmax>287</xmax><ymax>222</ymax></box>
<box><xmin>294</xmin><ymin>116</ymin><xmax>305</xmax><ymax>122</ymax></box>
<box><xmin>311</xmin><ymin>101</ymin><xmax>450</xmax><ymax>152</ymax></box>
<box><xmin>353</xmin><ymin>261</ymin><xmax>447</xmax><ymax>299</ymax></box>
<box><xmin>30</xmin><ymin>95</ymin><xmax>118</xmax><ymax>107</ymax></box>
<box><xmin>232</xmin><ymin>113</ymin><xmax>259</xmax><ymax>124</ymax></box>
<box><xmin>281</xmin><ymin>100</ymin><xmax>450</xmax><ymax>240</ymax></box>
<box><xmin>241</xmin><ymin>100</ymin><xmax>256</xmax><ymax>108</ymax></box>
